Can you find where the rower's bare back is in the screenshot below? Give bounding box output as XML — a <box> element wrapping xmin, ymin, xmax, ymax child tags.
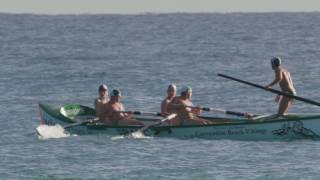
<box><xmin>177</xmin><ymin>98</ymin><xmax>194</xmax><ymax>119</ymax></box>
<box><xmin>111</xmin><ymin>103</ymin><xmax>125</xmax><ymax>120</ymax></box>
<box><xmin>279</xmin><ymin>68</ymin><xmax>295</xmax><ymax>92</ymax></box>
<box><xmin>95</xmin><ymin>98</ymin><xmax>108</xmax><ymax>122</ymax></box>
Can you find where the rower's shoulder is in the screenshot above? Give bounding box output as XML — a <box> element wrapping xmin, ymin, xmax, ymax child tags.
<box><xmin>279</xmin><ymin>67</ymin><xmax>290</xmax><ymax>73</ymax></box>
<box><xmin>96</xmin><ymin>98</ymin><xmax>109</xmax><ymax>105</ymax></box>
<box><xmin>94</xmin><ymin>98</ymin><xmax>101</xmax><ymax>105</ymax></box>
<box><xmin>172</xmin><ymin>96</ymin><xmax>180</xmax><ymax>101</ymax></box>
<box><xmin>170</xmin><ymin>96</ymin><xmax>181</xmax><ymax>104</ymax></box>
<box><xmin>114</xmin><ymin>102</ymin><xmax>125</xmax><ymax>109</ymax></box>
<box><xmin>161</xmin><ymin>98</ymin><xmax>169</xmax><ymax>104</ymax></box>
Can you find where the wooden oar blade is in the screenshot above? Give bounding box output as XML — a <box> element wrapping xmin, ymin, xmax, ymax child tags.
<box><xmin>161</xmin><ymin>113</ymin><xmax>177</xmax><ymax>122</ymax></box>
<box><xmin>127</xmin><ymin>114</ymin><xmax>177</xmax><ymax>139</ymax></box>
<box><xmin>140</xmin><ymin>113</ymin><xmax>177</xmax><ymax>132</ymax></box>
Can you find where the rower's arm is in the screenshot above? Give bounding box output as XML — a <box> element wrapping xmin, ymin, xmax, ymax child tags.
<box><xmin>120</xmin><ymin>104</ymin><xmax>131</xmax><ymax>117</ymax></box>
<box><xmin>94</xmin><ymin>99</ymin><xmax>98</xmax><ymax>109</ymax></box>
<box><xmin>191</xmin><ymin>107</ymin><xmax>202</xmax><ymax>115</ymax></box>
<box><xmin>168</xmin><ymin>102</ymin><xmax>185</xmax><ymax>110</ymax></box>
<box><xmin>161</xmin><ymin>100</ymin><xmax>168</xmax><ymax>115</ymax></box>
<box><xmin>267</xmin><ymin>69</ymin><xmax>282</xmax><ymax>87</ymax></box>
<box><xmin>105</xmin><ymin>107</ymin><xmax>114</xmax><ymax>120</ymax></box>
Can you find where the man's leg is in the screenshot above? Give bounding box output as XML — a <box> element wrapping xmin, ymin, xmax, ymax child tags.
<box><xmin>278</xmin><ymin>96</ymin><xmax>292</xmax><ymax>115</ymax></box>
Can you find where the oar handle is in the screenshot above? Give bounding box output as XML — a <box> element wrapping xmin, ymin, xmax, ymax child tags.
<box><xmin>119</xmin><ymin>111</ymin><xmax>162</xmax><ymax>116</ymax></box>
<box><xmin>201</xmin><ymin>107</ymin><xmax>226</xmax><ymax>113</ymax></box>
<box><xmin>132</xmin><ymin>111</ymin><xmax>162</xmax><ymax>116</ymax></box>
<box><xmin>200</xmin><ymin>107</ymin><xmax>247</xmax><ymax>117</ymax></box>
<box><xmin>225</xmin><ymin>110</ymin><xmax>247</xmax><ymax>117</ymax></box>
<box><xmin>171</xmin><ymin>104</ymin><xmax>254</xmax><ymax>117</ymax></box>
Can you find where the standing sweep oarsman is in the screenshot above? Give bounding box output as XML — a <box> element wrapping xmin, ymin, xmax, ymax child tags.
<box><xmin>265</xmin><ymin>57</ymin><xmax>296</xmax><ymax>116</ymax></box>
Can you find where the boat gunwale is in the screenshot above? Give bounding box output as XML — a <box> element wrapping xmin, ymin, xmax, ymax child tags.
<box><xmin>85</xmin><ymin>115</ymin><xmax>320</xmax><ymax>130</ymax></box>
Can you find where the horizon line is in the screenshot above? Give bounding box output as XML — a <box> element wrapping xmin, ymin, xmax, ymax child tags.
<box><xmin>1</xmin><ymin>10</ymin><xmax>320</xmax><ymax>16</ymax></box>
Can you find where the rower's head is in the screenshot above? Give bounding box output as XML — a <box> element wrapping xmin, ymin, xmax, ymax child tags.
<box><xmin>270</xmin><ymin>57</ymin><xmax>281</xmax><ymax>69</ymax></box>
<box><xmin>180</xmin><ymin>86</ymin><xmax>192</xmax><ymax>99</ymax></box>
<box><xmin>110</xmin><ymin>89</ymin><xmax>122</xmax><ymax>101</ymax></box>
<box><xmin>167</xmin><ymin>84</ymin><xmax>177</xmax><ymax>98</ymax></box>
<box><xmin>98</xmin><ymin>84</ymin><xmax>108</xmax><ymax>97</ymax></box>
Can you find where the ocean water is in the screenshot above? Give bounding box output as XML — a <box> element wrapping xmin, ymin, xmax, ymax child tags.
<box><xmin>1</xmin><ymin>13</ymin><xmax>320</xmax><ymax>179</ymax></box>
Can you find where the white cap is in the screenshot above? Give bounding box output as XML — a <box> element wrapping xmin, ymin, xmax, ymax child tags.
<box><xmin>180</xmin><ymin>86</ymin><xmax>192</xmax><ymax>94</ymax></box>
<box><xmin>271</xmin><ymin>57</ymin><xmax>281</xmax><ymax>66</ymax></box>
<box><xmin>168</xmin><ymin>84</ymin><xmax>177</xmax><ymax>90</ymax></box>
<box><xmin>110</xmin><ymin>89</ymin><xmax>121</xmax><ymax>97</ymax></box>
<box><xmin>99</xmin><ymin>84</ymin><xmax>108</xmax><ymax>91</ymax></box>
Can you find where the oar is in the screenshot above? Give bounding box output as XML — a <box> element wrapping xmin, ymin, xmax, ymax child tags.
<box><xmin>127</xmin><ymin>114</ymin><xmax>177</xmax><ymax>138</ymax></box>
<box><xmin>172</xmin><ymin>103</ymin><xmax>255</xmax><ymax>117</ymax></box>
<box><xmin>193</xmin><ymin>106</ymin><xmax>256</xmax><ymax>117</ymax></box>
<box><xmin>218</xmin><ymin>73</ymin><xmax>320</xmax><ymax>107</ymax></box>
<box><xmin>63</xmin><ymin>118</ymin><xmax>99</xmax><ymax>129</ymax></box>
<box><xmin>119</xmin><ymin>111</ymin><xmax>162</xmax><ymax>116</ymax></box>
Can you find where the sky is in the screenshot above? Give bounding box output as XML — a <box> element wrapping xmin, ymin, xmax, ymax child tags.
<box><xmin>0</xmin><ymin>0</ymin><xmax>319</xmax><ymax>14</ymax></box>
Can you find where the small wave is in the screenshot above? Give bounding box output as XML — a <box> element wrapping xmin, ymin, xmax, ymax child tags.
<box><xmin>111</xmin><ymin>131</ymin><xmax>153</xmax><ymax>140</ymax></box>
<box><xmin>36</xmin><ymin>124</ymin><xmax>74</xmax><ymax>139</ymax></box>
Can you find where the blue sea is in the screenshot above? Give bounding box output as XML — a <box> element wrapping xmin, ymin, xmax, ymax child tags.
<box><xmin>1</xmin><ymin>12</ymin><xmax>320</xmax><ymax>179</ymax></box>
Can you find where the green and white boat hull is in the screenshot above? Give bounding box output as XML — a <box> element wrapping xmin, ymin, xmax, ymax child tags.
<box><xmin>38</xmin><ymin>103</ymin><xmax>320</xmax><ymax>140</ymax></box>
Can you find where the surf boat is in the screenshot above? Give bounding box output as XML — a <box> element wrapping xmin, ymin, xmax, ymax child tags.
<box><xmin>38</xmin><ymin>103</ymin><xmax>320</xmax><ymax>140</ymax></box>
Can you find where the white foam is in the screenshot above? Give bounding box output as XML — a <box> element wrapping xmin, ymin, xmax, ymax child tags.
<box><xmin>110</xmin><ymin>135</ymin><xmax>125</xmax><ymax>140</ymax></box>
<box><xmin>111</xmin><ymin>131</ymin><xmax>152</xmax><ymax>140</ymax></box>
<box><xmin>129</xmin><ymin>131</ymin><xmax>147</xmax><ymax>138</ymax></box>
<box><xmin>36</xmin><ymin>124</ymin><xmax>73</xmax><ymax>139</ymax></box>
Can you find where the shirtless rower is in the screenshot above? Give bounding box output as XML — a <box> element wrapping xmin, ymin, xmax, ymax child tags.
<box><xmin>168</xmin><ymin>86</ymin><xmax>210</xmax><ymax>125</ymax></box>
<box><xmin>105</xmin><ymin>89</ymin><xmax>144</xmax><ymax>126</ymax></box>
<box><xmin>161</xmin><ymin>84</ymin><xmax>177</xmax><ymax>116</ymax></box>
<box><xmin>94</xmin><ymin>84</ymin><xmax>110</xmax><ymax>124</ymax></box>
<box><xmin>265</xmin><ymin>57</ymin><xmax>296</xmax><ymax>116</ymax></box>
